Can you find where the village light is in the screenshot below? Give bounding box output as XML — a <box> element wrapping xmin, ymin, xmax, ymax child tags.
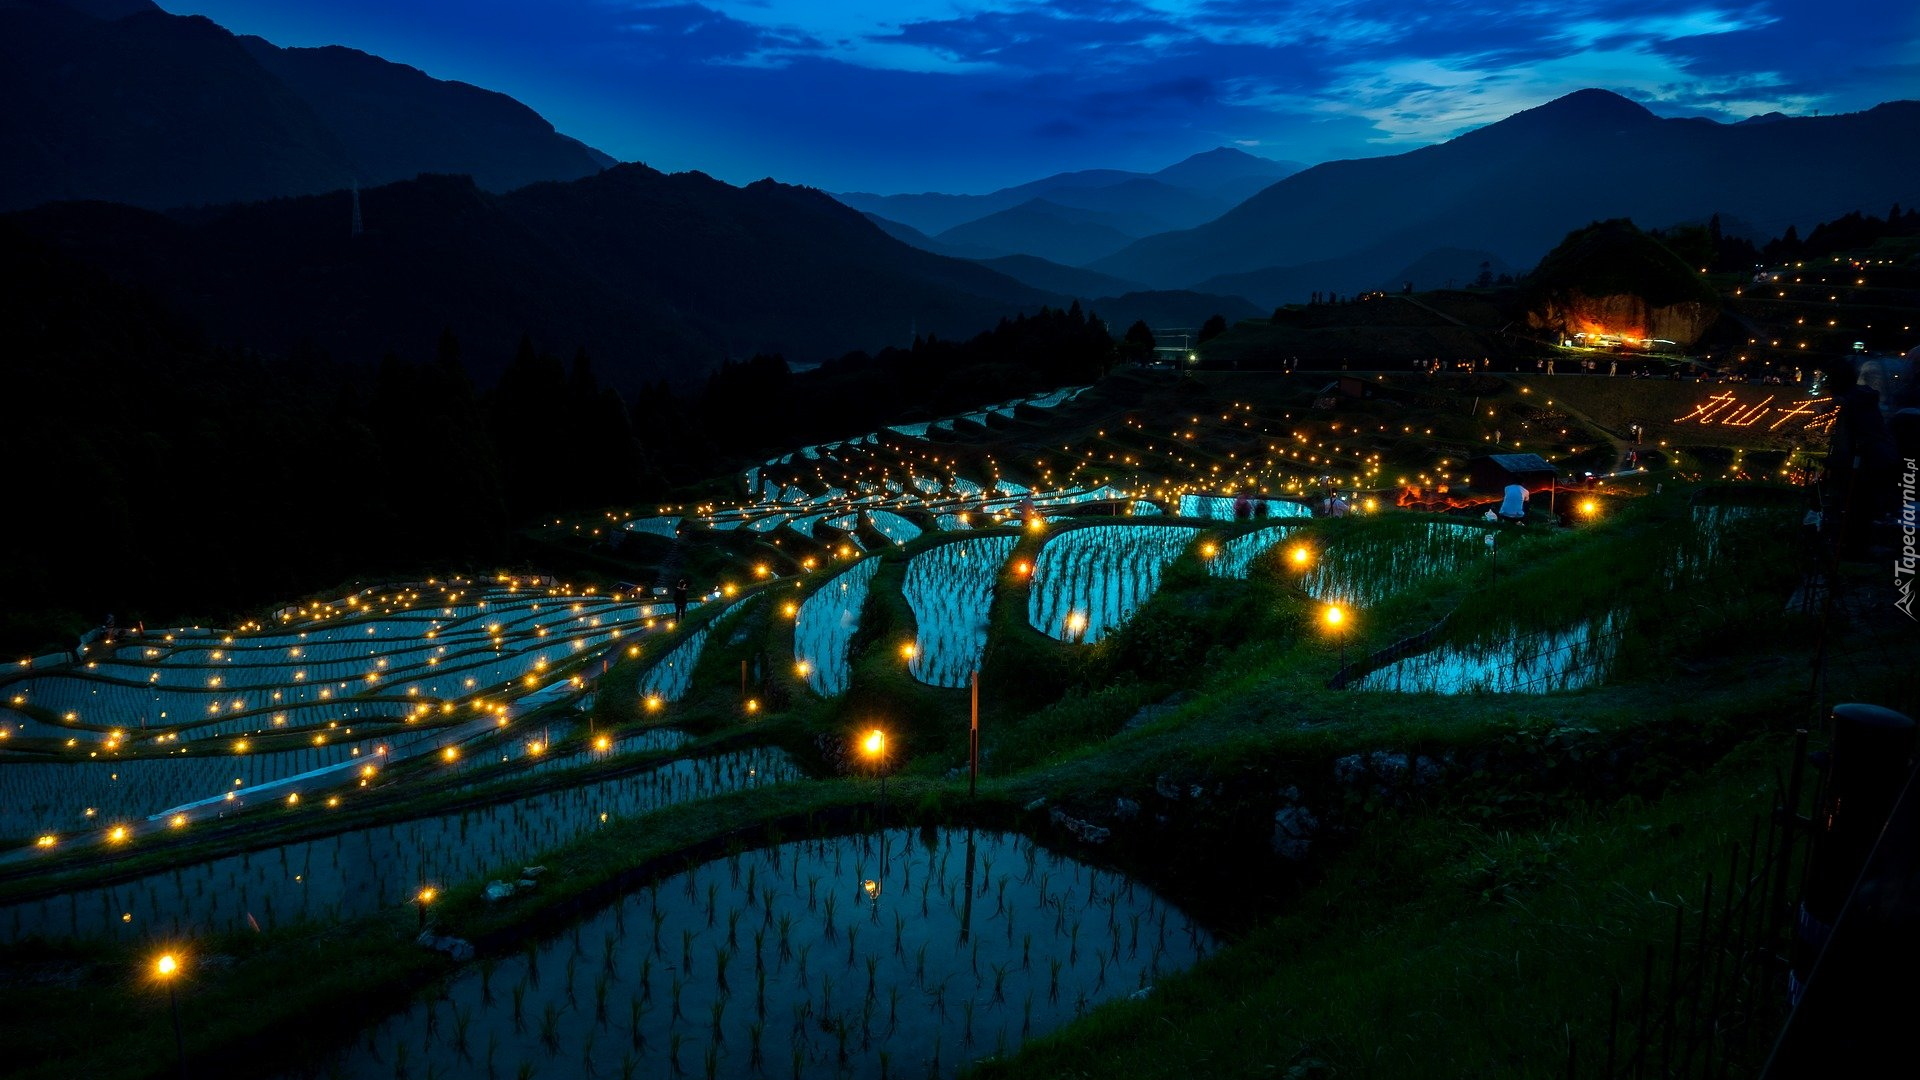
<box><xmin>860</xmin><ymin>727</ymin><xmax>890</xmax><ymax>810</ymax></box>
<box><xmin>1325</xmin><ymin>604</ymin><xmax>1349</xmax><ymax>667</ymax></box>
<box><xmin>156</xmin><ymin>951</ymin><xmax>186</xmax><ymax>1078</ymax></box>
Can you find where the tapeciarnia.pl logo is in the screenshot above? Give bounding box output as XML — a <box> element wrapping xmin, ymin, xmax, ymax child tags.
<box><xmin>1899</xmin><ymin>457</ymin><xmax>1917</xmax><ymax>620</ymax></box>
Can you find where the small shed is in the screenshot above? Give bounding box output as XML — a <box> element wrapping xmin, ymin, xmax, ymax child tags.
<box><xmin>1469</xmin><ymin>452</ymin><xmax>1557</xmax><ymax>493</ymax></box>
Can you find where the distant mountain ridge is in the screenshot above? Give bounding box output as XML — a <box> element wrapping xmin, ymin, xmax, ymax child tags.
<box><xmin>935</xmin><ymin>198</ymin><xmax>1144</xmax><ymax>266</ymax></box>
<box><xmin>1093</xmin><ymin>89</ymin><xmax>1920</xmax><ymax>305</ymax></box>
<box><xmin>0</xmin><ymin>0</ymin><xmax>611</xmax><ymax>211</ymax></box>
<box><xmin>835</xmin><ymin>147</ymin><xmax>1303</xmax><ymax>252</ymax></box>
<box><xmin>5</xmin><ymin>165</ymin><xmax>1067</xmax><ymax>388</ymax></box>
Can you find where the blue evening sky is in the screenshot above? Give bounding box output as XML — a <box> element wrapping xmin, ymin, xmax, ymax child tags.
<box><xmin>165</xmin><ymin>1</ymin><xmax>1919</xmax><ymax>193</ymax></box>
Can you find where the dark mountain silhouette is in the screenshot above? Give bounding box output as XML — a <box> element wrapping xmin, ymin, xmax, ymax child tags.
<box><xmin>1198</xmin><ymin>244</ymin><xmax>1514</xmax><ymax>303</ymax></box>
<box><xmin>993</xmin><ymin>180</ymin><xmax>1213</xmax><ymax>236</ymax></box>
<box><xmin>835</xmin><ymin>147</ymin><xmax>1300</xmax><ymax>238</ymax></box>
<box><xmin>8</xmin><ymin>165</ymin><xmax>1057</xmax><ymax>388</ymax></box>
<box><xmin>861</xmin><ymin>212</ymin><xmax>1000</xmax><ymax>259</ymax></box>
<box><xmin>1386</xmin><ymin>248</ymin><xmax>1514</xmax><ymax>291</ymax></box>
<box><xmin>935</xmin><ymin>198</ymin><xmax>1143</xmax><ymax>265</ymax></box>
<box><xmin>1087</xmin><ymin>291</ymin><xmax>1263</xmax><ymax>336</ymax></box>
<box><xmin>236</xmin><ymin>38</ymin><xmax>612</xmax><ymax>192</ymax></box>
<box><xmin>0</xmin><ymin>0</ymin><xmax>609</xmax><ymax>211</ymax></box>
<box><xmin>968</xmin><ymin>255</ymin><xmax>1145</xmax><ymax>299</ymax></box>
<box><xmin>1149</xmin><ymin>146</ymin><xmax>1308</xmax><ymax>205</ymax></box>
<box><xmin>1094</xmin><ymin>90</ymin><xmax>1920</xmax><ymax>304</ymax></box>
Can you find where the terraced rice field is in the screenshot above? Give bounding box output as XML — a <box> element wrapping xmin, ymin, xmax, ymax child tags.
<box><xmin>296</xmin><ymin>827</ymin><xmax>1210</xmax><ymax>1080</ymax></box>
<box><xmin>1028</xmin><ymin>525</ymin><xmax>1200</xmax><ymax>644</ymax></box>
<box><xmin>1</xmin><ymin>747</ymin><xmax>798</xmax><ymax>942</ymax></box>
<box><xmin>904</xmin><ymin>536</ymin><xmax>1019</xmax><ymax>688</ymax></box>
<box><xmin>1207</xmin><ymin>523</ymin><xmax>1301</xmax><ymax>580</ymax></box>
<box><xmin>795</xmin><ymin>560</ymin><xmax>884</xmax><ymax>696</ymax></box>
<box><xmin>1303</xmin><ymin>521</ymin><xmax>1492</xmax><ymax>607</ymax></box>
<box><xmin>1350</xmin><ymin>610</ymin><xmax>1627</xmax><ymax>694</ymax></box>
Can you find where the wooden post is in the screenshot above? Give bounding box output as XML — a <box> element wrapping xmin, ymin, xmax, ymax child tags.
<box><xmin>969</xmin><ymin>670</ymin><xmax>980</xmax><ymax>798</ymax></box>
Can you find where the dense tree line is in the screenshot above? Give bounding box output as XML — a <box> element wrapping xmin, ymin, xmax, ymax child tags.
<box><xmin>0</xmin><ymin>228</ymin><xmax>1112</xmax><ymax>649</ymax></box>
<box><xmin>1651</xmin><ymin>206</ymin><xmax>1920</xmax><ymax>274</ymax></box>
<box><xmin>679</xmin><ymin>302</ymin><xmax>1115</xmax><ymax>466</ymax></box>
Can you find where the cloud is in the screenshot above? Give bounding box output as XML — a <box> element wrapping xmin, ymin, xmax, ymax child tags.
<box><xmin>1302</xmin><ymin>41</ymin><xmax>1825</xmax><ymax>146</ymax></box>
<box><xmin>602</xmin><ymin>1</ymin><xmax>1913</xmax><ymax>127</ymax></box>
<box><xmin>610</xmin><ymin>2</ymin><xmax>825</xmax><ymax>63</ymax></box>
<box><xmin>234</xmin><ymin>0</ymin><xmax>1915</xmax><ymax>192</ymax></box>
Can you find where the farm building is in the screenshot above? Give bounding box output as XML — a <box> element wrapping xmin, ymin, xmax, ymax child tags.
<box><xmin>1468</xmin><ymin>452</ymin><xmax>1557</xmax><ymax>493</ymax></box>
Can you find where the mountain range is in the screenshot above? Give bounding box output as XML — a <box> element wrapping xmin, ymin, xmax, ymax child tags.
<box><xmin>0</xmin><ymin>0</ymin><xmax>610</xmax><ymax>211</ymax></box>
<box><xmin>836</xmin><ymin>147</ymin><xmax>1302</xmax><ymax>264</ymax></box>
<box><xmin>1093</xmin><ymin>90</ymin><xmax>1920</xmax><ymax>305</ymax></box>
<box><xmin>4</xmin><ymin>166</ymin><xmax>1075</xmax><ymax>387</ymax></box>
<box><xmin>8</xmin><ymin>0</ymin><xmax>1918</xmax><ymax>391</ymax></box>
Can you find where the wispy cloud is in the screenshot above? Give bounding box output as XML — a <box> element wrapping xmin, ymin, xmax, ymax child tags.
<box><xmin>185</xmin><ymin>0</ymin><xmax>1920</xmax><ymax>191</ymax></box>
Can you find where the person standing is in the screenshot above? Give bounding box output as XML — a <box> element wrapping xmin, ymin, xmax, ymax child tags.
<box><xmin>673</xmin><ymin>578</ymin><xmax>689</xmax><ymax>621</ymax></box>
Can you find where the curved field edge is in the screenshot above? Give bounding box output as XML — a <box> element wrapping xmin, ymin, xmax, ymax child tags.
<box><xmin>0</xmin><ymin>487</ymin><xmax>1893</xmax><ymax>1080</ymax></box>
<box><xmin>0</xmin><ymin>663</ymin><xmax>1846</xmax><ymax>1080</ymax></box>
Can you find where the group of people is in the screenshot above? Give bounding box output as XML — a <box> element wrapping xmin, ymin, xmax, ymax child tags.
<box><xmin>1416</xmin><ymin>358</ymin><xmax>1494</xmax><ymax>374</ymax></box>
